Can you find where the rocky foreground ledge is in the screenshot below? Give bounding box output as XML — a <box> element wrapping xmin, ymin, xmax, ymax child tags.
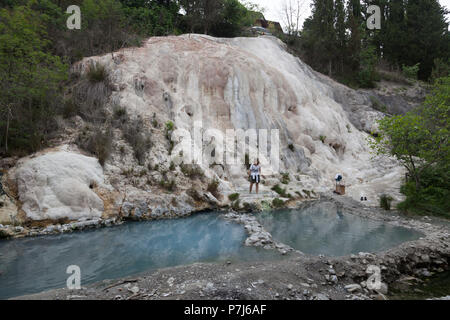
<box><xmin>13</xmin><ymin>195</ymin><xmax>450</xmax><ymax>300</ymax></box>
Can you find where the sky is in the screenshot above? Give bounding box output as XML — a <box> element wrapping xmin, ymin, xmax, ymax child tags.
<box><xmin>249</xmin><ymin>0</ymin><xmax>450</xmax><ymax>30</ymax></box>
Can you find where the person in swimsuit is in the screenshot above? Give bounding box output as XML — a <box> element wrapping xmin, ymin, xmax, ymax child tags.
<box><xmin>248</xmin><ymin>159</ymin><xmax>261</xmax><ymax>194</ymax></box>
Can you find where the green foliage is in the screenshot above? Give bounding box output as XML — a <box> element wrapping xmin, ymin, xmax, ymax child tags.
<box><xmin>358</xmin><ymin>45</ymin><xmax>379</xmax><ymax>88</ymax></box>
<box><xmin>0</xmin><ymin>4</ymin><xmax>67</xmax><ymax>155</ymax></box>
<box><xmin>288</xmin><ymin>0</ymin><xmax>449</xmax><ymax>85</ymax></box>
<box><xmin>370</xmin><ymin>77</ymin><xmax>450</xmax><ymax>217</ymax></box>
<box><xmin>231</xmin><ymin>199</ymin><xmax>241</xmax><ymax>211</ymax></box>
<box><xmin>431</xmin><ymin>58</ymin><xmax>450</xmax><ymax>83</ymax></box>
<box><xmin>228</xmin><ymin>193</ymin><xmax>240</xmax><ymax>201</ymax></box>
<box><xmin>179</xmin><ymin>0</ymin><xmax>256</xmax><ymax>37</ymax></box>
<box><xmin>397</xmin><ymin>165</ymin><xmax>450</xmax><ymax>217</ymax></box>
<box><xmin>379</xmin><ymin>194</ymin><xmax>393</xmax><ymax>211</ymax></box>
<box><xmin>207</xmin><ymin>178</ymin><xmax>220</xmax><ymax>198</ymax></box>
<box><xmin>402</xmin><ymin>63</ymin><xmax>420</xmax><ymax>80</ymax></box>
<box><xmin>319</xmin><ymin>135</ymin><xmax>326</xmax><ymax>143</ymax></box>
<box><xmin>165</xmin><ymin>121</ymin><xmax>174</xmax><ymax>132</ymax></box>
<box><xmin>272</xmin><ymin>198</ymin><xmax>285</xmax><ymax>208</ymax></box>
<box><xmin>271</xmin><ymin>184</ymin><xmax>289</xmax><ymax>198</ymax></box>
<box><xmin>281</xmin><ymin>172</ymin><xmax>290</xmax><ymax>185</ymax></box>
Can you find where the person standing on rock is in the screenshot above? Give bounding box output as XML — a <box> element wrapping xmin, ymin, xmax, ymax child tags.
<box><xmin>248</xmin><ymin>159</ymin><xmax>261</xmax><ymax>194</ymax></box>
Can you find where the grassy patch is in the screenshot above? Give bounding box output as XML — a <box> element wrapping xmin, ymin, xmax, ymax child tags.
<box><xmin>281</xmin><ymin>172</ymin><xmax>290</xmax><ymax>185</ymax></box>
<box><xmin>272</xmin><ymin>198</ymin><xmax>285</xmax><ymax>208</ymax></box>
<box><xmin>228</xmin><ymin>193</ymin><xmax>240</xmax><ymax>201</ymax></box>
<box><xmin>271</xmin><ymin>184</ymin><xmax>291</xmax><ymax>198</ymax></box>
<box><xmin>319</xmin><ymin>135</ymin><xmax>326</xmax><ymax>143</ymax></box>
<box><xmin>87</xmin><ymin>63</ymin><xmax>107</xmax><ymax>83</ymax></box>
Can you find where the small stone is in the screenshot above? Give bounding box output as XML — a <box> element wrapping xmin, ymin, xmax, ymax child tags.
<box><xmin>300</xmin><ymin>283</ymin><xmax>310</xmax><ymax>288</ymax></box>
<box><xmin>330</xmin><ymin>275</ymin><xmax>338</xmax><ymax>284</ymax></box>
<box><xmin>345</xmin><ymin>284</ymin><xmax>362</xmax><ymax>293</ymax></box>
<box><xmin>314</xmin><ymin>293</ymin><xmax>329</xmax><ymax>300</ymax></box>
<box><xmin>128</xmin><ymin>286</ymin><xmax>139</xmax><ymax>294</ymax></box>
<box><xmin>287</xmin><ymin>284</ymin><xmax>294</xmax><ymax>290</ymax></box>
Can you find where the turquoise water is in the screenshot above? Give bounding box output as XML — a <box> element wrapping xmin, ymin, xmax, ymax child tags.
<box><xmin>257</xmin><ymin>202</ymin><xmax>424</xmax><ymax>257</ymax></box>
<box><xmin>0</xmin><ymin>213</ymin><xmax>280</xmax><ymax>299</ymax></box>
<box><xmin>0</xmin><ymin>203</ymin><xmax>425</xmax><ymax>299</ymax></box>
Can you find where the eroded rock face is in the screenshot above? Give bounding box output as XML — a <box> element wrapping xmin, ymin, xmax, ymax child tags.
<box><xmin>2</xmin><ymin>35</ymin><xmax>416</xmax><ymax>228</ymax></box>
<box><xmin>11</xmin><ymin>147</ymin><xmax>110</xmax><ymax>221</ymax></box>
<box><xmin>72</xmin><ymin>34</ymin><xmax>406</xmax><ymax>204</ymax></box>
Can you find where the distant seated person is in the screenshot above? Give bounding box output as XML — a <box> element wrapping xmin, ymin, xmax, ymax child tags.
<box><xmin>335</xmin><ymin>173</ymin><xmax>343</xmax><ymax>185</ymax></box>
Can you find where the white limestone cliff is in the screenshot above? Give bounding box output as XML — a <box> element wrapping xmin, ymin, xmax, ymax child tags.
<box><xmin>3</xmin><ymin>34</ymin><xmax>408</xmax><ymax>224</ymax></box>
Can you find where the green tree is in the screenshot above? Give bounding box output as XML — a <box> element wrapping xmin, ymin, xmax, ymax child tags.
<box><xmin>370</xmin><ymin>77</ymin><xmax>450</xmax><ymax>216</ymax></box>
<box><xmin>0</xmin><ymin>4</ymin><xmax>67</xmax><ymax>155</ymax></box>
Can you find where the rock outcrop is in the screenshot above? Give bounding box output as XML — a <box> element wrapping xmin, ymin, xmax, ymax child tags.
<box><xmin>1</xmin><ymin>34</ymin><xmax>413</xmax><ymax>228</ymax></box>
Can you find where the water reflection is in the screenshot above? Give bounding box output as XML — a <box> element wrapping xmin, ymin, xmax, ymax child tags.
<box><xmin>257</xmin><ymin>202</ymin><xmax>423</xmax><ymax>257</ymax></box>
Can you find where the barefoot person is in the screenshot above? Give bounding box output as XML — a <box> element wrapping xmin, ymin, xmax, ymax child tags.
<box><xmin>248</xmin><ymin>159</ymin><xmax>261</xmax><ymax>194</ymax></box>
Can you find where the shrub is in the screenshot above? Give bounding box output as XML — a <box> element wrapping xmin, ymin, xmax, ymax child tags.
<box><xmin>370</xmin><ymin>96</ymin><xmax>388</xmax><ymax>113</ymax></box>
<box><xmin>0</xmin><ymin>229</ymin><xmax>10</xmax><ymax>239</ymax></box>
<box><xmin>272</xmin><ymin>198</ymin><xmax>285</xmax><ymax>208</ymax></box>
<box><xmin>76</xmin><ymin>125</ymin><xmax>113</xmax><ymax>166</ymax></box>
<box><xmin>165</xmin><ymin>121</ymin><xmax>174</xmax><ymax>133</ymax></box>
<box><xmin>397</xmin><ymin>165</ymin><xmax>450</xmax><ymax>218</ymax></box>
<box><xmin>207</xmin><ymin>178</ymin><xmax>220</xmax><ymax>198</ymax></box>
<box><xmin>288</xmin><ymin>144</ymin><xmax>295</xmax><ymax>152</ymax></box>
<box><xmin>160</xmin><ymin>179</ymin><xmax>176</xmax><ymax>192</ymax></box>
<box><xmin>431</xmin><ymin>58</ymin><xmax>450</xmax><ymax>83</ymax></box>
<box><xmin>62</xmin><ymin>99</ymin><xmax>79</xmax><ymax>119</ymax></box>
<box><xmin>87</xmin><ymin>63</ymin><xmax>107</xmax><ymax>83</ymax></box>
<box><xmin>281</xmin><ymin>172</ymin><xmax>290</xmax><ymax>185</ymax></box>
<box><xmin>187</xmin><ymin>188</ymin><xmax>202</xmax><ymax>201</ymax></box>
<box><xmin>272</xmin><ymin>184</ymin><xmax>289</xmax><ymax>198</ymax></box>
<box><xmin>319</xmin><ymin>135</ymin><xmax>326</xmax><ymax>143</ymax></box>
<box><xmin>228</xmin><ymin>193</ymin><xmax>240</xmax><ymax>201</ymax></box>
<box><xmin>122</xmin><ymin>116</ymin><xmax>152</xmax><ymax>165</ymax></box>
<box><xmin>231</xmin><ymin>199</ymin><xmax>241</xmax><ymax>211</ymax></box>
<box><xmin>113</xmin><ymin>105</ymin><xmax>128</xmax><ymax>120</ymax></box>
<box><xmin>180</xmin><ymin>163</ymin><xmax>204</xmax><ymax>179</ymax></box>
<box><xmin>152</xmin><ymin>113</ymin><xmax>158</xmax><ymax>128</ymax></box>
<box><xmin>380</xmin><ymin>194</ymin><xmax>393</xmax><ymax>210</ymax></box>
<box><xmin>402</xmin><ymin>63</ymin><xmax>420</xmax><ymax>80</ymax></box>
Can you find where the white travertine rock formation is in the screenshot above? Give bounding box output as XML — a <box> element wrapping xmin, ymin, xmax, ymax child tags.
<box><xmin>12</xmin><ymin>146</ymin><xmax>108</xmax><ymax>221</ymax></box>
<box><xmin>73</xmin><ymin>34</ymin><xmax>403</xmax><ymax>204</ymax></box>
<box><xmin>4</xmin><ymin>35</ymin><xmax>409</xmax><ymax>224</ymax></box>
